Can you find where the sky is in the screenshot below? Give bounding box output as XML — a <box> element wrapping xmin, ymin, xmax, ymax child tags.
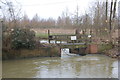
<box><xmin>14</xmin><ymin>0</ymin><xmax>93</xmax><ymax>19</ymax></box>
<box><xmin>0</xmin><ymin>0</ymin><xmax>120</xmax><ymax>19</ymax></box>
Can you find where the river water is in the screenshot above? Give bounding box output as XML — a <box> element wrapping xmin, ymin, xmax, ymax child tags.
<box><xmin>2</xmin><ymin>53</ymin><xmax>118</xmax><ymax>78</ymax></box>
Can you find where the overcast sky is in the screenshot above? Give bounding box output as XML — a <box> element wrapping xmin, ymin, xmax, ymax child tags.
<box><xmin>1</xmin><ymin>0</ymin><xmax>120</xmax><ymax>19</ymax></box>
<box><xmin>15</xmin><ymin>0</ymin><xmax>93</xmax><ymax>19</ymax></box>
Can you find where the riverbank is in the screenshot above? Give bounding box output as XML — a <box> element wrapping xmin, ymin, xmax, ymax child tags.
<box><xmin>97</xmin><ymin>43</ymin><xmax>119</xmax><ymax>59</ymax></box>
<box><xmin>100</xmin><ymin>47</ymin><xmax>119</xmax><ymax>59</ymax></box>
<box><xmin>2</xmin><ymin>44</ymin><xmax>61</xmax><ymax>60</ymax></box>
<box><xmin>2</xmin><ymin>40</ymin><xmax>120</xmax><ymax>60</ymax></box>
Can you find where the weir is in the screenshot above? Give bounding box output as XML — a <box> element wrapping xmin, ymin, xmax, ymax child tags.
<box><xmin>47</xmin><ymin>29</ymin><xmax>93</xmax><ymax>55</ymax></box>
<box><xmin>61</xmin><ymin>48</ymin><xmax>79</xmax><ymax>57</ymax></box>
<box><xmin>39</xmin><ymin>29</ymin><xmax>98</xmax><ymax>56</ymax></box>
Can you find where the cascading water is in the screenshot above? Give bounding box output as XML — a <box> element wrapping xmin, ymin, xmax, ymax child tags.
<box><xmin>61</xmin><ymin>48</ymin><xmax>78</xmax><ymax>57</ymax></box>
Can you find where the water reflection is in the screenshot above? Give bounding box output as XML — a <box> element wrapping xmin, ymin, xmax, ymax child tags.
<box><xmin>2</xmin><ymin>54</ymin><xmax>118</xmax><ymax>78</ymax></box>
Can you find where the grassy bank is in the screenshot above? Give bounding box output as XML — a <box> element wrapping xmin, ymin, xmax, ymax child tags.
<box><xmin>98</xmin><ymin>44</ymin><xmax>113</xmax><ymax>53</ymax></box>
<box><xmin>98</xmin><ymin>44</ymin><xmax>119</xmax><ymax>58</ymax></box>
<box><xmin>2</xmin><ymin>44</ymin><xmax>61</xmax><ymax>60</ymax></box>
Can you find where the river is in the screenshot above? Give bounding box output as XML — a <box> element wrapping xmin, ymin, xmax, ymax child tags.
<box><xmin>2</xmin><ymin>53</ymin><xmax>118</xmax><ymax>78</ymax></box>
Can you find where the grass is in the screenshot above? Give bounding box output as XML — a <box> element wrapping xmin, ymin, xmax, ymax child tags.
<box><xmin>35</xmin><ymin>33</ymin><xmax>48</xmax><ymax>38</ymax></box>
<box><xmin>98</xmin><ymin>44</ymin><xmax>113</xmax><ymax>53</ymax></box>
<box><xmin>35</xmin><ymin>33</ymin><xmax>75</xmax><ymax>38</ymax></box>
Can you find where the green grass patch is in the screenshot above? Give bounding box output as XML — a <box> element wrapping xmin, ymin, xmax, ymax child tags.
<box><xmin>98</xmin><ymin>44</ymin><xmax>113</xmax><ymax>53</ymax></box>
<box><xmin>35</xmin><ymin>33</ymin><xmax>75</xmax><ymax>38</ymax></box>
<box><xmin>35</xmin><ymin>33</ymin><xmax>48</xmax><ymax>38</ymax></box>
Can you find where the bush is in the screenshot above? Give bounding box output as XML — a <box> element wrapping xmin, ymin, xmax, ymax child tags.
<box><xmin>11</xmin><ymin>27</ymin><xmax>36</xmax><ymax>49</ymax></box>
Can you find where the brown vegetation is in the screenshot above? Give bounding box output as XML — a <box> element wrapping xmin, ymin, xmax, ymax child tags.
<box><xmin>104</xmin><ymin>48</ymin><xmax>120</xmax><ymax>58</ymax></box>
<box><xmin>32</xmin><ymin>28</ymin><xmax>75</xmax><ymax>34</ymax></box>
<box><xmin>2</xmin><ymin>44</ymin><xmax>61</xmax><ymax>60</ymax></box>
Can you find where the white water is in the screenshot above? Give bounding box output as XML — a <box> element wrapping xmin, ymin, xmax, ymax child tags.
<box><xmin>61</xmin><ymin>48</ymin><xmax>79</xmax><ymax>58</ymax></box>
<box><xmin>40</xmin><ymin>40</ymin><xmax>67</xmax><ymax>44</ymax></box>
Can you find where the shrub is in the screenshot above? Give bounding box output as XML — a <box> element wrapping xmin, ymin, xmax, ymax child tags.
<box><xmin>11</xmin><ymin>27</ymin><xmax>36</xmax><ymax>49</ymax></box>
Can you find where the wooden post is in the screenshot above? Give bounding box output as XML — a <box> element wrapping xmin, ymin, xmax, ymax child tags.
<box><xmin>83</xmin><ymin>30</ymin><xmax>85</xmax><ymax>35</ymax></box>
<box><xmin>75</xmin><ymin>29</ymin><xmax>79</xmax><ymax>43</ymax></box>
<box><xmin>60</xmin><ymin>40</ymin><xmax>62</xmax><ymax>44</ymax></box>
<box><xmin>48</xmin><ymin>30</ymin><xmax>50</xmax><ymax>43</ymax></box>
<box><xmin>55</xmin><ymin>36</ymin><xmax>57</xmax><ymax>44</ymax></box>
<box><xmin>75</xmin><ymin>29</ymin><xmax>78</xmax><ymax>35</ymax></box>
<box><xmin>90</xmin><ymin>30</ymin><xmax>92</xmax><ymax>43</ymax></box>
<box><xmin>67</xmin><ymin>36</ymin><xmax>68</xmax><ymax>43</ymax></box>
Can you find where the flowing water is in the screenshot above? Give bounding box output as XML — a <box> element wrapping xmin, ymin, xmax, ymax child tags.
<box><xmin>40</xmin><ymin>40</ymin><xmax>67</xmax><ymax>44</ymax></box>
<box><xmin>2</xmin><ymin>53</ymin><xmax>118</xmax><ymax>78</ymax></box>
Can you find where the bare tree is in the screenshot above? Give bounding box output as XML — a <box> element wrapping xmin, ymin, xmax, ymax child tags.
<box><xmin>20</xmin><ymin>13</ymin><xmax>30</xmax><ymax>28</ymax></box>
<box><xmin>0</xmin><ymin>0</ymin><xmax>22</xmax><ymax>28</ymax></box>
<box><xmin>57</xmin><ymin>9</ymin><xmax>72</xmax><ymax>28</ymax></box>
